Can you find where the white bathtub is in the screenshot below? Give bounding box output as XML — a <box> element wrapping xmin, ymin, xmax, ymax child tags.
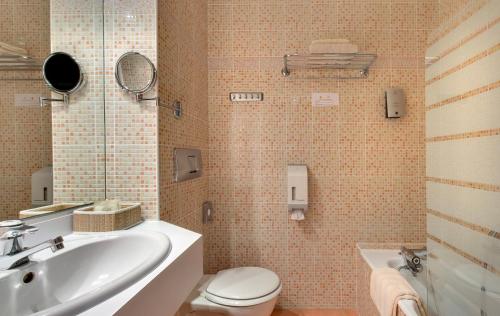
<box><xmin>359</xmin><ymin>248</ymin><xmax>427</xmax><ymax>316</ymax></box>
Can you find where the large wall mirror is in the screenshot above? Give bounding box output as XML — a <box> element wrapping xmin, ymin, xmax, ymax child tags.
<box><xmin>0</xmin><ymin>1</ymin><xmax>106</xmax><ymax>221</ymax></box>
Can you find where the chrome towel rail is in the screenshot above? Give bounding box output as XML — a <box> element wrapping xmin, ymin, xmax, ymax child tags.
<box><xmin>0</xmin><ymin>78</ymin><xmax>43</xmax><ymax>81</ymax></box>
<box><xmin>0</xmin><ymin>56</ymin><xmax>41</xmax><ymax>71</ymax></box>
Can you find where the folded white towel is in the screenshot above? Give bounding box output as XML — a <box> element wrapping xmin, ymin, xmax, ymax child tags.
<box><xmin>370</xmin><ymin>268</ymin><xmax>427</xmax><ymax>316</ymax></box>
<box><xmin>0</xmin><ymin>42</ymin><xmax>28</xmax><ymax>57</ymax></box>
<box><xmin>309</xmin><ymin>39</ymin><xmax>358</xmax><ymax>54</ymax></box>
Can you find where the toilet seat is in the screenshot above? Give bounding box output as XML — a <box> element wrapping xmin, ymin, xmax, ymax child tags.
<box><xmin>204</xmin><ymin>267</ymin><xmax>281</xmax><ymax>307</ymax></box>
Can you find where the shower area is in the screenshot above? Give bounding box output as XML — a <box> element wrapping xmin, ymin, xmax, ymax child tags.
<box><xmin>425</xmin><ymin>0</ymin><xmax>500</xmax><ymax>315</ymax></box>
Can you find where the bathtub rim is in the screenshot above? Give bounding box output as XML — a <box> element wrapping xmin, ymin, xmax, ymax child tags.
<box><xmin>357</xmin><ymin>243</ymin><xmax>426</xmax><ymax>316</ymax></box>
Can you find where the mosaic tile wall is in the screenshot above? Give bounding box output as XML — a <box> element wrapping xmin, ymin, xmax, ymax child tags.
<box><xmin>205</xmin><ymin>0</ymin><xmax>432</xmax><ymax>309</ymax></box>
<box><xmin>0</xmin><ymin>0</ymin><xmax>51</xmax><ymax>219</ymax></box>
<box><xmin>50</xmin><ymin>0</ymin><xmax>106</xmax><ymax>205</ymax></box>
<box><xmin>157</xmin><ymin>0</ymin><xmax>209</xmax><ymax>232</ymax></box>
<box><xmin>104</xmin><ymin>0</ymin><xmax>159</xmax><ymax>219</ymax></box>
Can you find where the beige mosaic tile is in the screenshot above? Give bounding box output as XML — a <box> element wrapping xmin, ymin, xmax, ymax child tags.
<box><xmin>204</xmin><ymin>0</ymin><xmax>430</xmax><ymax>309</ymax></box>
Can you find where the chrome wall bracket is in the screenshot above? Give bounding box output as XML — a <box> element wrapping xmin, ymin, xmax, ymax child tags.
<box><xmin>136</xmin><ymin>95</ymin><xmax>182</xmax><ymax>119</ymax></box>
<box><xmin>39</xmin><ymin>94</ymin><xmax>70</xmax><ymax>107</ymax></box>
<box><xmin>202</xmin><ymin>201</ymin><xmax>213</xmax><ymax>224</ymax></box>
<box><xmin>168</xmin><ymin>100</ymin><xmax>183</xmax><ymax>118</ymax></box>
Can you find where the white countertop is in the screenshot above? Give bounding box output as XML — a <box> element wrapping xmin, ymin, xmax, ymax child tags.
<box><xmin>79</xmin><ymin>220</ymin><xmax>203</xmax><ymax>316</ymax></box>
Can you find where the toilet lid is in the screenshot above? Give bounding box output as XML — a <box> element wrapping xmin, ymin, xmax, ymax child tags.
<box><xmin>206</xmin><ymin>267</ymin><xmax>281</xmax><ymax>301</ymax></box>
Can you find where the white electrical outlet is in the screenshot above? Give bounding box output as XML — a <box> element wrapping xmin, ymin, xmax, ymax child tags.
<box><xmin>15</xmin><ymin>94</ymin><xmax>42</xmax><ymax>107</ymax></box>
<box><xmin>229</xmin><ymin>92</ymin><xmax>264</xmax><ymax>102</ymax></box>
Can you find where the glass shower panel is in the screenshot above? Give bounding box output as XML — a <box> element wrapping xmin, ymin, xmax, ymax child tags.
<box><xmin>425</xmin><ymin>0</ymin><xmax>500</xmax><ymax>315</ymax></box>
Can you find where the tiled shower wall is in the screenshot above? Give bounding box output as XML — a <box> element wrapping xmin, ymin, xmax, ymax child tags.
<box><xmin>0</xmin><ymin>0</ymin><xmax>51</xmax><ymax>219</ymax></box>
<box><xmin>425</xmin><ymin>0</ymin><xmax>500</xmax><ymax>315</ymax></box>
<box><xmin>205</xmin><ymin>0</ymin><xmax>433</xmax><ymax>308</ymax></box>
<box><xmin>157</xmin><ymin>0</ymin><xmax>209</xmax><ymax>232</ymax></box>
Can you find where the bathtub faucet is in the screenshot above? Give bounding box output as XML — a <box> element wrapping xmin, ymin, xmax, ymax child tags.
<box><xmin>399</xmin><ymin>246</ymin><xmax>425</xmax><ymax>274</ymax></box>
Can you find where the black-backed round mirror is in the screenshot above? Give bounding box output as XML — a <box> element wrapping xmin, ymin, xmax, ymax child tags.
<box><xmin>42</xmin><ymin>52</ymin><xmax>84</xmax><ymax>95</ymax></box>
<box><xmin>115</xmin><ymin>52</ymin><xmax>157</xmax><ymax>98</ymax></box>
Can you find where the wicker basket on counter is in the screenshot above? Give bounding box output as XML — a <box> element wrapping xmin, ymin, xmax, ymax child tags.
<box><xmin>73</xmin><ymin>203</ymin><xmax>142</xmax><ymax>232</ymax></box>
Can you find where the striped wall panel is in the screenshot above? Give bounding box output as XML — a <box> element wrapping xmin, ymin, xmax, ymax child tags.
<box><xmin>425</xmin><ymin>0</ymin><xmax>500</xmax><ymax>315</ymax></box>
<box><xmin>426</xmin><ymin>135</ymin><xmax>500</xmax><ymax>186</ymax></box>
<box><xmin>425</xmin><ymin>50</ymin><xmax>500</xmax><ymax>106</ymax></box>
<box><xmin>426</xmin><ymin>181</ymin><xmax>500</xmax><ymax>232</ymax></box>
<box><xmin>426</xmin><ymin>21</ymin><xmax>500</xmax><ymax>82</ymax></box>
<box><xmin>427</xmin><ymin>0</ymin><xmax>499</xmax><ymax>58</ymax></box>
<box><xmin>428</xmin><ymin>214</ymin><xmax>500</xmax><ymax>272</ymax></box>
<box><xmin>427</xmin><ymin>239</ymin><xmax>500</xmax><ymax>316</ymax></box>
<box><xmin>425</xmin><ymin>88</ymin><xmax>500</xmax><ymax>138</ymax></box>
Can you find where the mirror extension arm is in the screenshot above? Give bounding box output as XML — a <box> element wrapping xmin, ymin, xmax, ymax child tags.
<box><xmin>136</xmin><ymin>95</ymin><xmax>182</xmax><ymax>119</ymax></box>
<box><xmin>39</xmin><ymin>94</ymin><xmax>70</xmax><ymax>107</ymax></box>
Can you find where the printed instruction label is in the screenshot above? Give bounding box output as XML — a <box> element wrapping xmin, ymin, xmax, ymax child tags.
<box><xmin>312</xmin><ymin>93</ymin><xmax>339</xmax><ymax>107</ymax></box>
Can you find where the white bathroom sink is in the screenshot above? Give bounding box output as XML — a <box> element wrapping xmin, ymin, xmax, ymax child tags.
<box><xmin>0</xmin><ymin>230</ymin><xmax>171</xmax><ymax>316</ymax></box>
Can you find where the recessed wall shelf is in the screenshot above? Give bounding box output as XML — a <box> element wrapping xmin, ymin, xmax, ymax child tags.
<box><xmin>281</xmin><ymin>52</ymin><xmax>377</xmax><ymax>79</ymax></box>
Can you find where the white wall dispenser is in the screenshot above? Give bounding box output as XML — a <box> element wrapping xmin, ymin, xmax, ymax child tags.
<box><xmin>287</xmin><ymin>165</ymin><xmax>308</xmax><ymax>221</ymax></box>
<box><xmin>385</xmin><ymin>87</ymin><xmax>406</xmax><ymax>118</ymax></box>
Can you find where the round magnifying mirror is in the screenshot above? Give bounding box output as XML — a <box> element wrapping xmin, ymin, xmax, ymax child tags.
<box><xmin>42</xmin><ymin>52</ymin><xmax>84</xmax><ymax>95</ymax></box>
<box><xmin>115</xmin><ymin>52</ymin><xmax>157</xmax><ymax>100</ymax></box>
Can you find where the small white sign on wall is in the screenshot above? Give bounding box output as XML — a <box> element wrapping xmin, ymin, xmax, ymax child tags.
<box><xmin>311</xmin><ymin>93</ymin><xmax>339</xmax><ymax>107</ymax></box>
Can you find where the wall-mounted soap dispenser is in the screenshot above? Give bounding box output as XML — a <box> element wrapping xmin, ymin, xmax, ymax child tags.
<box><xmin>385</xmin><ymin>87</ymin><xmax>406</xmax><ymax>118</ymax></box>
<box><xmin>288</xmin><ymin>165</ymin><xmax>308</xmax><ymax>221</ymax></box>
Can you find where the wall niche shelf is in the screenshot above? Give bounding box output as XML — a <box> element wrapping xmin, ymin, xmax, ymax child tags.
<box><xmin>281</xmin><ymin>52</ymin><xmax>377</xmax><ymax>79</ymax></box>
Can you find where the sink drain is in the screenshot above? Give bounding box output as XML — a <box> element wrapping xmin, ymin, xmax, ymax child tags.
<box><xmin>23</xmin><ymin>272</ymin><xmax>35</xmax><ymax>284</ymax></box>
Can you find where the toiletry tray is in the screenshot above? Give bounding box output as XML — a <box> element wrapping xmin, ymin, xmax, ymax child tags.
<box><xmin>73</xmin><ymin>203</ymin><xmax>143</xmax><ymax>232</ymax></box>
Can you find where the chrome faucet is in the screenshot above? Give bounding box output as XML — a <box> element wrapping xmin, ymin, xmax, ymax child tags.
<box><xmin>0</xmin><ymin>220</ymin><xmax>64</xmax><ymax>270</ymax></box>
<box><xmin>398</xmin><ymin>246</ymin><xmax>426</xmax><ymax>275</ymax></box>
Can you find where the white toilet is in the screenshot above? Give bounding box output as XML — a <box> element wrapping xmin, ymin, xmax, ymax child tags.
<box><xmin>181</xmin><ymin>267</ymin><xmax>282</xmax><ymax>316</ymax></box>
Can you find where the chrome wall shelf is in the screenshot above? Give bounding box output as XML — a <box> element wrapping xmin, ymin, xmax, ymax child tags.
<box><xmin>281</xmin><ymin>52</ymin><xmax>377</xmax><ymax>79</ymax></box>
<box><xmin>0</xmin><ymin>54</ymin><xmax>41</xmax><ymax>71</ymax></box>
<box><xmin>0</xmin><ymin>77</ymin><xmax>42</xmax><ymax>81</ymax></box>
